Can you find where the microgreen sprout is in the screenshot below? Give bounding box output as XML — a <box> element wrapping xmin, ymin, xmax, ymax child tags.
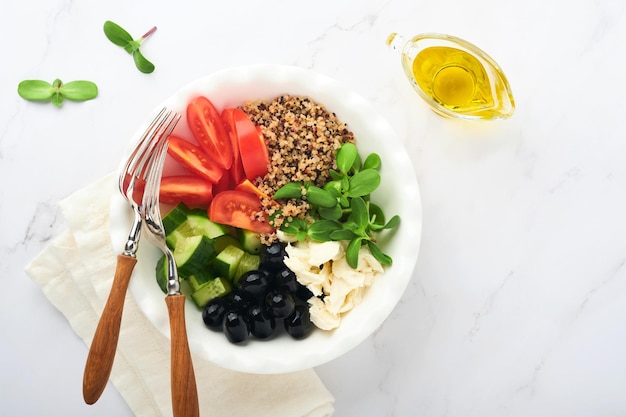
<box><xmin>103</xmin><ymin>20</ymin><xmax>157</xmax><ymax>73</ymax></box>
<box><xmin>17</xmin><ymin>79</ymin><xmax>98</xmax><ymax>107</ymax></box>
<box><xmin>273</xmin><ymin>143</ymin><xmax>400</xmax><ymax>268</ymax></box>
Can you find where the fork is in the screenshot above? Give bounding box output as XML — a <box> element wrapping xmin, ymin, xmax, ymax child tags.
<box><xmin>141</xmin><ymin>118</ymin><xmax>200</xmax><ymax>417</ymax></box>
<box><xmin>83</xmin><ymin>108</ymin><xmax>179</xmax><ymax>405</ymax></box>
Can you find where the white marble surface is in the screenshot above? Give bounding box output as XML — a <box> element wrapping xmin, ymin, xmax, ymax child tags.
<box><xmin>2</xmin><ymin>0</ymin><xmax>626</xmax><ymax>416</ymax></box>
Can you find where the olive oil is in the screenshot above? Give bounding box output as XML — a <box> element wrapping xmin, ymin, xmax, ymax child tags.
<box><xmin>387</xmin><ymin>32</ymin><xmax>515</xmax><ymax>120</ymax></box>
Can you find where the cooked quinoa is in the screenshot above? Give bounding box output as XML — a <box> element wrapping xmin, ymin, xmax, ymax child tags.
<box><xmin>240</xmin><ymin>95</ymin><xmax>356</xmax><ymax>243</ymax></box>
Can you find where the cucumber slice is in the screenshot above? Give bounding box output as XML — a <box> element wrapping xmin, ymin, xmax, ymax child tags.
<box><xmin>173</xmin><ymin>235</ymin><xmax>216</xmax><ymax>279</ymax></box>
<box><xmin>237</xmin><ymin>229</ymin><xmax>262</xmax><ymax>255</ymax></box>
<box><xmin>189</xmin><ymin>272</ymin><xmax>215</xmax><ymax>292</ymax></box>
<box><xmin>155</xmin><ymin>255</ymin><xmax>168</xmax><ymax>294</ymax></box>
<box><xmin>165</xmin><ymin>210</ymin><xmax>228</xmax><ymax>248</ymax></box>
<box><xmin>165</xmin><ymin>213</ymin><xmax>228</xmax><ymax>248</ymax></box>
<box><xmin>165</xmin><ymin>229</ymin><xmax>186</xmax><ymax>250</ymax></box>
<box><xmin>214</xmin><ymin>234</ymin><xmax>243</xmax><ymax>253</ymax></box>
<box><xmin>233</xmin><ymin>252</ymin><xmax>261</xmax><ymax>286</ymax></box>
<box><xmin>212</xmin><ymin>244</ymin><xmax>245</xmax><ymax>281</ymax></box>
<box><xmin>180</xmin><ymin>211</ymin><xmax>228</xmax><ymax>238</ymax></box>
<box><xmin>179</xmin><ymin>278</ymin><xmax>193</xmax><ymax>297</ymax></box>
<box><xmin>162</xmin><ymin>202</ymin><xmax>191</xmax><ymax>235</ymax></box>
<box><xmin>191</xmin><ymin>277</ymin><xmax>231</xmax><ymax>308</ymax></box>
<box><xmin>157</xmin><ymin>253</ymin><xmax>213</xmax><ymax>293</ymax></box>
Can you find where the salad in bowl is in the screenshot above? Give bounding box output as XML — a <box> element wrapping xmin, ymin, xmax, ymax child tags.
<box><xmin>110</xmin><ymin>64</ymin><xmax>422</xmax><ymax>374</ymax></box>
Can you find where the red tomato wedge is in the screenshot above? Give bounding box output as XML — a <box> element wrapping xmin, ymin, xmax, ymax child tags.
<box><xmin>187</xmin><ymin>96</ymin><xmax>233</xmax><ymax>170</ymax></box>
<box><xmin>167</xmin><ymin>135</ymin><xmax>223</xmax><ymax>184</ymax></box>
<box><xmin>160</xmin><ymin>176</ymin><xmax>213</xmax><ymax>207</ymax></box>
<box><xmin>209</xmin><ymin>190</ymin><xmax>274</xmax><ymax>234</ymax></box>
<box><xmin>230</xmin><ymin>108</ymin><xmax>269</xmax><ymax>181</ymax></box>
<box><xmin>213</xmin><ymin>167</ymin><xmax>233</xmax><ymax>195</ymax></box>
<box><xmin>221</xmin><ymin>108</ymin><xmax>246</xmax><ymax>186</ymax></box>
<box><xmin>235</xmin><ymin>179</ymin><xmax>270</xmax><ymax>200</ymax></box>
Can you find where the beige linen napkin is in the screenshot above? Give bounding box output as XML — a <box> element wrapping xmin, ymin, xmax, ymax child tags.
<box><xmin>25</xmin><ymin>173</ymin><xmax>334</xmax><ymax>417</ymax></box>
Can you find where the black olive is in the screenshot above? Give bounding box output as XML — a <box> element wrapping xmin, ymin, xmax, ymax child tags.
<box><xmin>227</xmin><ymin>290</ymin><xmax>252</xmax><ymax>313</ymax></box>
<box><xmin>238</xmin><ymin>270</ymin><xmax>271</xmax><ymax>300</ymax></box>
<box><xmin>294</xmin><ymin>282</ymin><xmax>314</xmax><ymax>304</ymax></box>
<box><xmin>247</xmin><ymin>304</ymin><xmax>276</xmax><ymax>339</ymax></box>
<box><xmin>284</xmin><ymin>304</ymin><xmax>314</xmax><ymax>339</ymax></box>
<box><xmin>261</xmin><ymin>242</ymin><xmax>287</xmax><ymax>271</ymax></box>
<box><xmin>265</xmin><ymin>290</ymin><xmax>295</xmax><ymax>319</ymax></box>
<box><xmin>202</xmin><ymin>297</ymin><xmax>227</xmax><ymax>330</ymax></box>
<box><xmin>275</xmin><ymin>268</ymin><xmax>298</xmax><ymax>293</ymax></box>
<box><xmin>223</xmin><ymin>310</ymin><xmax>249</xmax><ymax>344</ymax></box>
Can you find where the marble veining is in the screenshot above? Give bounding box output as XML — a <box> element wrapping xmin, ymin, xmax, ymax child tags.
<box><xmin>3</xmin><ymin>0</ymin><xmax>626</xmax><ymax>416</ymax></box>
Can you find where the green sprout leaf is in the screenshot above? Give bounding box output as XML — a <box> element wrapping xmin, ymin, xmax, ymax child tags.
<box><xmin>104</xmin><ymin>20</ymin><xmax>157</xmax><ymax>73</ymax></box>
<box><xmin>274</xmin><ymin>182</ymin><xmax>304</xmax><ymax>200</ymax></box>
<box><xmin>60</xmin><ymin>81</ymin><xmax>99</xmax><ymax>101</ymax></box>
<box><xmin>382</xmin><ymin>215</ymin><xmax>401</xmax><ymax>230</ymax></box>
<box><xmin>367</xmin><ymin>241</ymin><xmax>393</xmax><ymax>266</ymax></box>
<box><xmin>103</xmin><ymin>20</ymin><xmax>133</xmax><ymax>46</ymax></box>
<box><xmin>330</xmin><ymin>229</ymin><xmax>358</xmax><ymax>241</ymax></box>
<box><xmin>329</xmin><ymin>169</ymin><xmax>343</xmax><ymax>181</ymax></box>
<box><xmin>305</xmin><ymin>185</ymin><xmax>337</xmax><ymax>208</ymax></box>
<box><xmin>132</xmin><ymin>48</ymin><xmax>155</xmax><ymax>74</ymax></box>
<box><xmin>368</xmin><ymin>203</ymin><xmax>386</xmax><ymax>228</ymax></box>
<box><xmin>279</xmin><ymin>217</ymin><xmax>308</xmax><ymax>240</ymax></box>
<box><xmin>18</xmin><ymin>78</ymin><xmax>98</xmax><ymax>107</ymax></box>
<box><xmin>318</xmin><ymin>204</ymin><xmax>342</xmax><ymax>220</ymax></box>
<box><xmin>347</xmin><ymin>168</ymin><xmax>381</xmax><ymax>197</ymax></box>
<box><xmin>17</xmin><ymin>80</ymin><xmax>55</xmax><ymax>101</ymax></box>
<box><xmin>336</xmin><ymin>142</ymin><xmax>358</xmax><ymax>174</ymax></box>
<box><xmin>363</xmin><ymin>153</ymin><xmax>381</xmax><ymax>170</ymax></box>
<box><xmin>348</xmin><ymin>197</ymin><xmax>369</xmax><ymax>232</ymax></box>
<box><xmin>346</xmin><ymin>238</ymin><xmax>364</xmax><ymax>268</ymax></box>
<box><xmin>307</xmin><ymin>220</ymin><xmax>342</xmax><ymax>242</ymax></box>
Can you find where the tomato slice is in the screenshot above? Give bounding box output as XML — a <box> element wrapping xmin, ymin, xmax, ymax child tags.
<box><xmin>187</xmin><ymin>96</ymin><xmax>233</xmax><ymax>170</ymax></box>
<box><xmin>167</xmin><ymin>136</ymin><xmax>223</xmax><ymax>184</ymax></box>
<box><xmin>221</xmin><ymin>108</ymin><xmax>246</xmax><ymax>186</ymax></box>
<box><xmin>234</xmin><ymin>179</ymin><xmax>270</xmax><ymax>200</ymax></box>
<box><xmin>160</xmin><ymin>176</ymin><xmax>213</xmax><ymax>207</ymax></box>
<box><xmin>231</xmin><ymin>108</ymin><xmax>269</xmax><ymax>181</ymax></box>
<box><xmin>213</xmin><ymin>167</ymin><xmax>233</xmax><ymax>195</ymax></box>
<box><xmin>209</xmin><ymin>190</ymin><xmax>274</xmax><ymax>234</ymax></box>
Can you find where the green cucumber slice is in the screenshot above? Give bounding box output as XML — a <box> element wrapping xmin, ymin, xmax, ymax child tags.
<box><xmin>191</xmin><ymin>277</ymin><xmax>231</xmax><ymax>308</ymax></box>
<box><xmin>233</xmin><ymin>252</ymin><xmax>260</xmax><ymax>286</ymax></box>
<box><xmin>189</xmin><ymin>271</ymin><xmax>215</xmax><ymax>292</ymax></box>
<box><xmin>162</xmin><ymin>202</ymin><xmax>191</xmax><ymax>235</ymax></box>
<box><xmin>155</xmin><ymin>255</ymin><xmax>168</xmax><ymax>294</ymax></box>
<box><xmin>237</xmin><ymin>228</ymin><xmax>262</xmax><ymax>255</ymax></box>
<box><xmin>212</xmin><ymin>244</ymin><xmax>245</xmax><ymax>281</ymax></box>
<box><xmin>213</xmin><ymin>234</ymin><xmax>243</xmax><ymax>253</ymax></box>
<box><xmin>173</xmin><ymin>235</ymin><xmax>216</xmax><ymax>279</ymax></box>
<box><xmin>180</xmin><ymin>211</ymin><xmax>228</xmax><ymax>238</ymax></box>
<box><xmin>165</xmin><ymin>210</ymin><xmax>228</xmax><ymax>248</ymax></box>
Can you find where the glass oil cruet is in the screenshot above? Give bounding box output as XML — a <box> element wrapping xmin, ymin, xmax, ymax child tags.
<box><xmin>386</xmin><ymin>32</ymin><xmax>515</xmax><ymax>120</ymax></box>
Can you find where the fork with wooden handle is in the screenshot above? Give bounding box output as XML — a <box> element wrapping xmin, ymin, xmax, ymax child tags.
<box><xmin>140</xmin><ymin>112</ymin><xmax>199</xmax><ymax>417</ymax></box>
<box><xmin>82</xmin><ymin>109</ymin><xmax>179</xmax><ymax>405</ymax></box>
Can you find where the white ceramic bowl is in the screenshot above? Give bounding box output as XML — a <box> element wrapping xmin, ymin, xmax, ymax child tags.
<box><xmin>110</xmin><ymin>64</ymin><xmax>422</xmax><ymax>374</ymax></box>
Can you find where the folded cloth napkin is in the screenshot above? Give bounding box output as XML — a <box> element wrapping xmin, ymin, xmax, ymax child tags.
<box><xmin>25</xmin><ymin>173</ymin><xmax>335</xmax><ymax>417</ymax></box>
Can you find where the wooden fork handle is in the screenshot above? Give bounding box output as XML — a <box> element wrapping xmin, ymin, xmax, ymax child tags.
<box><xmin>166</xmin><ymin>294</ymin><xmax>200</xmax><ymax>417</ymax></box>
<box><xmin>83</xmin><ymin>254</ymin><xmax>137</xmax><ymax>404</ymax></box>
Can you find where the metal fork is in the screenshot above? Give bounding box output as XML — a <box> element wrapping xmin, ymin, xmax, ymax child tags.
<box><xmin>141</xmin><ymin>119</ymin><xmax>200</xmax><ymax>417</ymax></box>
<box><xmin>83</xmin><ymin>108</ymin><xmax>179</xmax><ymax>405</ymax></box>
